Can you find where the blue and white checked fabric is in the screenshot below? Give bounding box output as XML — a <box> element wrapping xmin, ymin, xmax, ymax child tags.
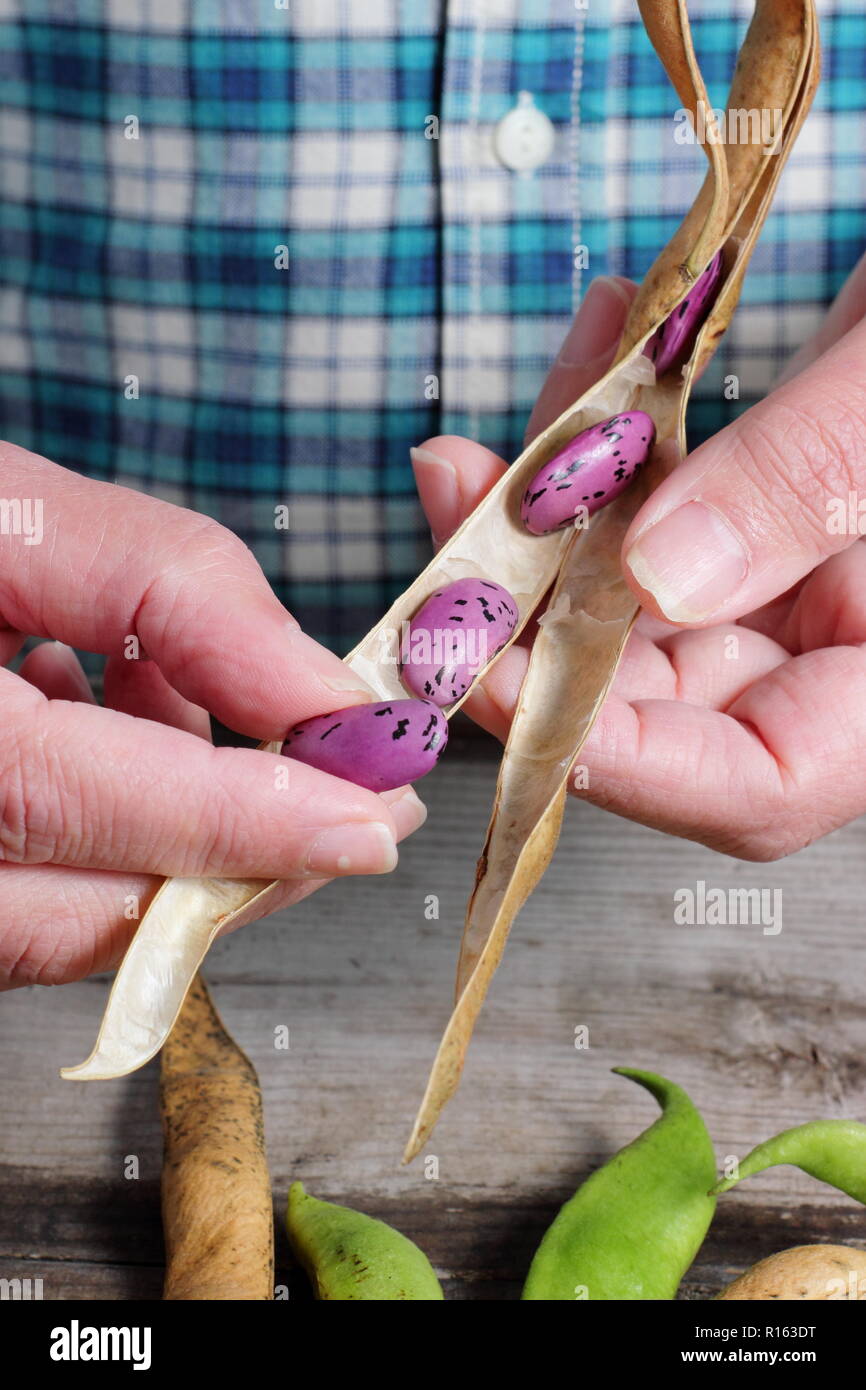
<box><xmin>0</xmin><ymin>0</ymin><xmax>863</xmax><ymax>650</ymax></box>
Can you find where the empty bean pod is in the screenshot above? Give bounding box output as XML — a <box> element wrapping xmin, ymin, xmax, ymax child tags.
<box><xmin>521</xmin><ymin>411</ymin><xmax>656</xmax><ymax>536</ymax></box>
<box><xmin>281</xmin><ymin>697</ymin><xmax>447</xmax><ymax>793</ymax></box>
<box><xmin>401</xmin><ymin>578</ymin><xmax>518</xmax><ymax>706</ymax></box>
<box><xmin>643</xmin><ymin>250</ymin><xmax>723</xmax><ymax>376</ymax></box>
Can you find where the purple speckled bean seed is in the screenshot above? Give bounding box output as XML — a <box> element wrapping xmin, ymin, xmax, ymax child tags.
<box><xmin>643</xmin><ymin>250</ymin><xmax>723</xmax><ymax>377</ymax></box>
<box><xmin>401</xmin><ymin>578</ymin><xmax>518</xmax><ymax>707</ymax></box>
<box><xmin>281</xmin><ymin>698</ymin><xmax>447</xmax><ymax>793</ymax></box>
<box><xmin>520</xmin><ymin>411</ymin><xmax>656</xmax><ymax>536</ymax></box>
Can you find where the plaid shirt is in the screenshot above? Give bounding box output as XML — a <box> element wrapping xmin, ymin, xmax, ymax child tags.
<box><xmin>0</xmin><ymin>0</ymin><xmax>862</xmax><ymax>650</ymax></box>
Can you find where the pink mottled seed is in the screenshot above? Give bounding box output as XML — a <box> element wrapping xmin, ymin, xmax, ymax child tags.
<box><xmin>643</xmin><ymin>250</ymin><xmax>723</xmax><ymax>377</ymax></box>
<box><xmin>281</xmin><ymin>698</ymin><xmax>447</xmax><ymax>793</ymax></box>
<box><xmin>401</xmin><ymin>578</ymin><xmax>518</xmax><ymax>707</ymax></box>
<box><xmin>521</xmin><ymin>411</ymin><xmax>656</xmax><ymax>536</ymax></box>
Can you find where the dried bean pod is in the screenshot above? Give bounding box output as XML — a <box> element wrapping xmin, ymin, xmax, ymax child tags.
<box><xmin>281</xmin><ymin>697</ymin><xmax>447</xmax><ymax>792</ymax></box>
<box><xmin>401</xmin><ymin>578</ymin><xmax>518</xmax><ymax>706</ymax></box>
<box><xmin>521</xmin><ymin>412</ymin><xmax>656</xmax><ymax>536</ymax></box>
<box><xmin>643</xmin><ymin>250</ymin><xmax>723</xmax><ymax>376</ymax></box>
<box><xmin>161</xmin><ymin>975</ymin><xmax>273</xmax><ymax>1301</ymax></box>
<box><xmin>717</xmin><ymin>1246</ymin><xmax>866</xmax><ymax>1301</ymax></box>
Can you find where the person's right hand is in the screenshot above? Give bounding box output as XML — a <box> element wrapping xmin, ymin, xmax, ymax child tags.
<box><xmin>412</xmin><ymin>255</ymin><xmax>866</xmax><ymax>863</ymax></box>
<box><xmin>0</xmin><ymin>444</ymin><xmax>425</xmax><ymax>989</ymax></box>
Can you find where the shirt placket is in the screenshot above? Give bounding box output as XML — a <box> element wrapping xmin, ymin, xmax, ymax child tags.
<box><xmin>437</xmin><ymin>0</ymin><xmax>590</xmax><ymax>462</ymax></box>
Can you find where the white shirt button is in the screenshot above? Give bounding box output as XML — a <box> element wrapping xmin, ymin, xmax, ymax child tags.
<box><xmin>493</xmin><ymin>91</ymin><xmax>556</xmax><ymax>171</ymax></box>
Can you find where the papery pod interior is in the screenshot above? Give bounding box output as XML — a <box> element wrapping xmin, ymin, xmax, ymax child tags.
<box><xmin>59</xmin><ymin>339</ymin><xmax>652</xmax><ymax>1079</ymax></box>
<box><xmin>61</xmin><ymin>0</ymin><xmax>819</xmax><ymax>1109</ymax></box>
<box><xmin>403</xmin><ymin>0</ymin><xmax>819</xmax><ymax>1159</ymax></box>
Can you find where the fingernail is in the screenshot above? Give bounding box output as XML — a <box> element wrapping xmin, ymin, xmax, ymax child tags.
<box><xmin>624</xmin><ymin>501</ymin><xmax>749</xmax><ymax>622</ymax></box>
<box><xmin>557</xmin><ymin>277</ymin><xmax>633</xmax><ymax>368</ymax></box>
<box><xmin>302</xmin><ymin>821</ymin><xmax>398</xmax><ymax>877</ymax></box>
<box><xmin>320</xmin><ymin>670</ymin><xmax>374</xmax><ymax>698</ymax></box>
<box><xmin>381</xmin><ymin>785</ymin><xmax>428</xmax><ymax>835</ymax></box>
<box><xmin>410</xmin><ymin>446</ymin><xmax>460</xmax><ymax>545</ymax></box>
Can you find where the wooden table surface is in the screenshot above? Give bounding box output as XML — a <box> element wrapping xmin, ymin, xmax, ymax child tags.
<box><xmin>2</xmin><ymin>733</ymin><xmax>865</xmax><ymax>1301</ymax></box>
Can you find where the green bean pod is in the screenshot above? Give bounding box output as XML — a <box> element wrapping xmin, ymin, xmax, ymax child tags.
<box><xmin>285</xmin><ymin>1182</ymin><xmax>444</xmax><ymax>1300</ymax></box>
<box><xmin>712</xmin><ymin>1120</ymin><xmax>866</xmax><ymax>1203</ymax></box>
<box><xmin>522</xmin><ymin>1068</ymin><xmax>715</xmax><ymax>1301</ymax></box>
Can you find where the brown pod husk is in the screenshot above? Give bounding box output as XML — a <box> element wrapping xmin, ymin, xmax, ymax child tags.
<box><xmin>62</xmin><ymin>0</ymin><xmax>819</xmax><ymax>1109</ymax></box>
<box><xmin>717</xmin><ymin>1246</ymin><xmax>866</xmax><ymax>1301</ymax></box>
<box><xmin>60</xmin><ymin>354</ymin><xmax>653</xmax><ymax>1081</ymax></box>
<box><xmin>404</xmin><ymin>0</ymin><xmax>819</xmax><ymax>1160</ymax></box>
<box><xmin>161</xmin><ymin>974</ymin><xmax>273</xmax><ymax>1300</ymax></box>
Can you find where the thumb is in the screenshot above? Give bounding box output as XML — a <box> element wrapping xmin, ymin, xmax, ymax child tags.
<box><xmin>412</xmin><ymin>275</ymin><xmax>637</xmax><ymax>546</ymax></box>
<box><xmin>524</xmin><ymin>275</ymin><xmax>637</xmax><ymax>442</ymax></box>
<box><xmin>622</xmin><ymin>320</ymin><xmax>866</xmax><ymax>625</ymax></box>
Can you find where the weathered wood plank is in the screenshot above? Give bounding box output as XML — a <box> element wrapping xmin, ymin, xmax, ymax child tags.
<box><xmin>1</xmin><ymin>1173</ymin><xmax>863</xmax><ymax>1301</ymax></box>
<box><xmin>2</xmin><ymin>750</ymin><xmax>865</xmax><ymax>1298</ymax></box>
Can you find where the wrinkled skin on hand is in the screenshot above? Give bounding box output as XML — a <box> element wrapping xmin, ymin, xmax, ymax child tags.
<box><xmin>413</xmin><ymin>255</ymin><xmax>866</xmax><ymax>863</ymax></box>
<box><xmin>0</xmin><ymin>449</ymin><xmax>425</xmax><ymax>988</ymax></box>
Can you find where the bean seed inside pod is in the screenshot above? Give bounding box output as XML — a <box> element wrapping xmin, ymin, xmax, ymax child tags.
<box><xmin>401</xmin><ymin>578</ymin><xmax>519</xmax><ymax>707</ymax></box>
<box><xmin>643</xmin><ymin>250</ymin><xmax>723</xmax><ymax>377</ymax></box>
<box><xmin>520</xmin><ymin>411</ymin><xmax>656</xmax><ymax>536</ymax></box>
<box><xmin>281</xmin><ymin>697</ymin><xmax>447</xmax><ymax>792</ymax></box>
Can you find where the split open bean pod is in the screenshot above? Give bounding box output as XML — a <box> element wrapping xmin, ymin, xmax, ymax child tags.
<box><xmin>61</xmin><ymin>0</ymin><xmax>821</xmax><ymax>1171</ymax></box>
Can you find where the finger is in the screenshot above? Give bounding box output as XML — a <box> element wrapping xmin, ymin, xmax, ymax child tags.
<box><xmin>770</xmin><ymin>539</ymin><xmax>866</xmax><ymax>653</ymax></box>
<box><xmin>775</xmin><ymin>249</ymin><xmax>866</xmax><ymax>388</ymax></box>
<box><xmin>411</xmin><ymin>278</ymin><xmax>638</xmax><ymax>548</ymax></box>
<box><xmin>411</xmin><ymin>436</ymin><xmax>509</xmax><ymax>549</ymax></box>
<box><xmin>0</xmin><ymin>862</ymin><xmax>158</xmax><ymax>987</ymax></box>
<box><xmin>0</xmin><ymin>441</ymin><xmax>372</xmax><ymax>740</ymax></box>
<box><xmin>616</xmin><ymin>624</ymin><xmax>790</xmax><ymax>710</ymax></box>
<box><xmin>18</xmin><ymin>641</ymin><xmax>97</xmax><ymax>703</ymax></box>
<box><xmin>0</xmin><ymin>666</ymin><xmax>402</xmax><ymax>879</ymax></box>
<box><xmin>576</xmin><ymin>643</ymin><xmax>866</xmax><ymax>858</ymax></box>
<box><xmin>103</xmin><ymin>654</ymin><xmax>212</xmax><ymax>740</ymax></box>
<box><xmin>0</xmin><ymin>782</ymin><xmax>427</xmax><ymax>989</ymax></box>
<box><xmin>621</xmin><ymin>318</ymin><xmax>866</xmax><ymax>626</ymax></box>
<box><xmin>460</xmin><ymin>610</ymin><xmax>789</xmax><ymax>746</ymax></box>
<box><xmin>525</xmin><ymin>275</ymin><xmax>638</xmax><ymax>442</ymax></box>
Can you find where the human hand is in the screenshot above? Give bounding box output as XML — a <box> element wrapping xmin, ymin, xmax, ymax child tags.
<box><xmin>0</xmin><ymin>445</ymin><xmax>425</xmax><ymax>988</ymax></box>
<box><xmin>412</xmin><ymin>254</ymin><xmax>866</xmax><ymax>861</ymax></box>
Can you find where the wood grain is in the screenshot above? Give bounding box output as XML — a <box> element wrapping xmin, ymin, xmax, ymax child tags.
<box><xmin>2</xmin><ymin>745</ymin><xmax>865</xmax><ymax>1299</ymax></box>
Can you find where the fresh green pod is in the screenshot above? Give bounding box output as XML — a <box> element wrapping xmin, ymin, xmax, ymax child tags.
<box><xmin>522</xmin><ymin>1068</ymin><xmax>716</xmax><ymax>1301</ymax></box>
<box><xmin>285</xmin><ymin>1182</ymin><xmax>444</xmax><ymax>1301</ymax></box>
<box><xmin>711</xmin><ymin>1120</ymin><xmax>866</xmax><ymax>1204</ymax></box>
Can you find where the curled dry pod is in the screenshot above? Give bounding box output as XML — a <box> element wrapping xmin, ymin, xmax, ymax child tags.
<box><xmin>282</xmin><ymin>698</ymin><xmax>447</xmax><ymax>792</ymax></box>
<box><xmin>642</xmin><ymin>250</ymin><xmax>723</xmax><ymax>376</ymax></box>
<box><xmin>711</xmin><ymin>1119</ymin><xmax>866</xmax><ymax>1204</ymax></box>
<box><xmin>161</xmin><ymin>974</ymin><xmax>273</xmax><ymax>1301</ymax></box>
<box><xmin>522</xmin><ymin>1069</ymin><xmax>716</xmax><ymax>1301</ymax></box>
<box><xmin>59</xmin><ymin>353</ymin><xmax>647</xmax><ymax>1081</ymax></box>
<box><xmin>286</xmin><ymin>1182</ymin><xmax>443</xmax><ymax>1301</ymax></box>
<box><xmin>521</xmin><ymin>411</ymin><xmax>656</xmax><ymax>535</ymax></box>
<box><xmin>401</xmin><ymin>578</ymin><xmax>518</xmax><ymax>706</ymax></box>
<box><xmin>61</xmin><ymin>0</ymin><xmax>820</xmax><ymax>1094</ymax></box>
<box><xmin>718</xmin><ymin>1246</ymin><xmax>866</xmax><ymax>1301</ymax></box>
<box><xmin>403</xmin><ymin>0</ymin><xmax>819</xmax><ymax>1162</ymax></box>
